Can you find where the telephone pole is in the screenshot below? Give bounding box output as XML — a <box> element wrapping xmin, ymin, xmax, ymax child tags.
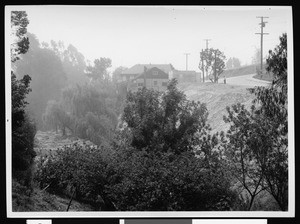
<box><xmin>255</xmin><ymin>16</ymin><xmax>269</xmax><ymax>75</ymax></box>
<box><xmin>200</xmin><ymin>50</ymin><xmax>205</xmax><ymax>82</ymax></box>
<box><xmin>184</xmin><ymin>53</ymin><xmax>190</xmax><ymax>71</ymax></box>
<box><xmin>213</xmin><ymin>50</ymin><xmax>217</xmax><ymax>83</ymax></box>
<box><xmin>203</xmin><ymin>39</ymin><xmax>211</xmax><ymax>49</ymax></box>
<box><xmin>202</xmin><ymin>39</ymin><xmax>211</xmax><ymax>80</ymax></box>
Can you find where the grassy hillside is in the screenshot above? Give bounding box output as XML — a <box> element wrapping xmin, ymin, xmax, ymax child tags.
<box><xmin>179</xmin><ymin>82</ymin><xmax>254</xmax><ymax>133</ymax></box>
<box><xmin>222</xmin><ymin>63</ymin><xmax>265</xmax><ymax>78</ymax></box>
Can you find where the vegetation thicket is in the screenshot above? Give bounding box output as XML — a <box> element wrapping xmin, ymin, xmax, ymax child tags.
<box><xmin>36</xmin><ymin>79</ymin><xmax>239</xmax><ymax>211</ymax></box>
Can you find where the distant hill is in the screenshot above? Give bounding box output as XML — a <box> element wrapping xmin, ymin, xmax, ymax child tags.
<box><xmin>179</xmin><ymin>82</ymin><xmax>254</xmax><ymax>133</ymax></box>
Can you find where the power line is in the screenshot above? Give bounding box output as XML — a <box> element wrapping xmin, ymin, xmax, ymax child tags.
<box><xmin>255</xmin><ymin>16</ymin><xmax>269</xmax><ymax>74</ymax></box>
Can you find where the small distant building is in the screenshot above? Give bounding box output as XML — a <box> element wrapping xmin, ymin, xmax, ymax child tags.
<box><xmin>120</xmin><ymin>63</ymin><xmax>175</xmax><ymax>82</ymax></box>
<box><xmin>127</xmin><ymin>67</ymin><xmax>169</xmax><ymax>92</ymax></box>
<box><xmin>172</xmin><ymin>70</ymin><xmax>198</xmax><ymax>83</ymax></box>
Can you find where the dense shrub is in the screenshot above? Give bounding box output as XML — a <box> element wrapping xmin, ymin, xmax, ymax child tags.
<box><xmin>123</xmin><ymin>79</ymin><xmax>208</xmax><ymax>154</ymax></box>
<box><xmin>105</xmin><ymin>147</ymin><xmax>237</xmax><ymax>211</ymax></box>
<box><xmin>34</xmin><ymin>143</ymin><xmax>114</xmax><ymax>210</ymax></box>
<box><xmin>12</xmin><ymin>72</ymin><xmax>37</xmax><ymax>186</ymax></box>
<box><xmin>35</xmin><ymin>80</ymin><xmax>238</xmax><ymax>211</ymax></box>
<box><xmin>103</xmin><ymin>80</ymin><xmax>238</xmax><ymax>210</ymax></box>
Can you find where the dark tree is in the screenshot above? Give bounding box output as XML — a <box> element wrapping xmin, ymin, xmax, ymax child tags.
<box><xmin>11</xmin><ymin>11</ymin><xmax>29</xmax><ymax>62</ymax></box>
<box><xmin>12</xmin><ymin>72</ymin><xmax>36</xmax><ymax>180</ymax></box>
<box><xmin>11</xmin><ymin>11</ymin><xmax>36</xmax><ymax>186</ymax></box>
<box><xmin>123</xmin><ymin>79</ymin><xmax>208</xmax><ymax>154</ymax></box>
<box><xmin>266</xmin><ymin>33</ymin><xmax>287</xmax><ymax>88</ymax></box>
<box><xmin>105</xmin><ymin>80</ymin><xmax>237</xmax><ymax>210</ymax></box>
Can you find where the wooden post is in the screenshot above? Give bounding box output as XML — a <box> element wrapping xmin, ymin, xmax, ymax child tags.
<box><xmin>214</xmin><ymin>50</ymin><xmax>217</xmax><ymax>83</ymax></box>
<box><xmin>201</xmin><ymin>50</ymin><xmax>205</xmax><ymax>83</ymax></box>
<box><xmin>66</xmin><ymin>186</ymin><xmax>76</xmax><ymax>211</ymax></box>
<box><xmin>143</xmin><ymin>66</ymin><xmax>147</xmax><ymax>87</ymax></box>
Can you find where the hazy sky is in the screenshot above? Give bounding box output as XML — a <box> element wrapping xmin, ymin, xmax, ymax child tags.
<box><xmin>8</xmin><ymin>6</ymin><xmax>292</xmax><ymax>72</ymax></box>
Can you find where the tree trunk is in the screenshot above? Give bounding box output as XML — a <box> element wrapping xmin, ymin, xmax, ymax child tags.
<box><xmin>62</xmin><ymin>126</ymin><xmax>66</xmax><ymax>136</ymax></box>
<box><xmin>66</xmin><ymin>187</ymin><xmax>76</xmax><ymax>211</ymax></box>
<box><xmin>248</xmin><ymin>194</ymin><xmax>255</xmax><ymax>211</ymax></box>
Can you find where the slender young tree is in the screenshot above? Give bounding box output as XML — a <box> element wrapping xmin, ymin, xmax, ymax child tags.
<box><xmin>199</xmin><ymin>48</ymin><xmax>226</xmax><ymax>83</ymax></box>
<box><xmin>223</xmin><ymin>33</ymin><xmax>288</xmax><ymax>211</ymax></box>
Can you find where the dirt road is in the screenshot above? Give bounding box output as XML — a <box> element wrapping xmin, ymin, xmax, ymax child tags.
<box><xmin>222</xmin><ymin>73</ymin><xmax>271</xmax><ymax>87</ymax></box>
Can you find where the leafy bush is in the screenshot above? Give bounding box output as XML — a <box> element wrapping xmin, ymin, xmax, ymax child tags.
<box><xmin>105</xmin><ymin>147</ymin><xmax>237</xmax><ymax>211</ymax></box>
<box><xmin>12</xmin><ymin>72</ymin><xmax>37</xmax><ymax>186</ymax></box>
<box><xmin>34</xmin><ymin>143</ymin><xmax>113</xmax><ymax>210</ymax></box>
<box><xmin>104</xmin><ymin>80</ymin><xmax>238</xmax><ymax>211</ymax></box>
<box><xmin>123</xmin><ymin>79</ymin><xmax>208</xmax><ymax>154</ymax></box>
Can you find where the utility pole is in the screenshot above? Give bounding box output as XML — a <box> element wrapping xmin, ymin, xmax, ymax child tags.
<box><xmin>203</xmin><ymin>39</ymin><xmax>211</xmax><ymax>50</ymax></box>
<box><xmin>203</xmin><ymin>39</ymin><xmax>211</xmax><ymax>80</ymax></box>
<box><xmin>200</xmin><ymin>50</ymin><xmax>205</xmax><ymax>82</ymax></box>
<box><xmin>184</xmin><ymin>53</ymin><xmax>190</xmax><ymax>71</ymax></box>
<box><xmin>255</xmin><ymin>16</ymin><xmax>269</xmax><ymax>76</ymax></box>
<box><xmin>214</xmin><ymin>50</ymin><xmax>217</xmax><ymax>83</ymax></box>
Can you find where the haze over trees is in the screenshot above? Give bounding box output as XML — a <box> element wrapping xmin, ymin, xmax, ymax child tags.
<box><xmin>43</xmin><ymin>40</ymin><xmax>89</xmax><ymax>85</ymax></box>
<box><xmin>226</xmin><ymin>57</ymin><xmax>241</xmax><ymax>69</ymax></box>
<box><xmin>14</xmin><ymin>33</ymin><xmax>67</xmax><ymax>128</ymax></box>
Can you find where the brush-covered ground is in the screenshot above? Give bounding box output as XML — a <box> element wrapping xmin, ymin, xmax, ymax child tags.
<box><xmin>179</xmin><ymin>82</ymin><xmax>254</xmax><ymax>133</ymax></box>
<box><xmin>12</xmin><ymin>179</ymin><xmax>94</xmax><ymax>212</ymax></box>
<box><xmin>13</xmin><ymin>78</ymin><xmax>277</xmax><ymax>212</ymax></box>
<box><xmin>12</xmin><ymin>132</ymin><xmax>96</xmax><ymax>212</ymax></box>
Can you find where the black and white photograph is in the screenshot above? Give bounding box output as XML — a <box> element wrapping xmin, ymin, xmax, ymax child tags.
<box><xmin>5</xmin><ymin>5</ymin><xmax>294</xmax><ymax>217</ymax></box>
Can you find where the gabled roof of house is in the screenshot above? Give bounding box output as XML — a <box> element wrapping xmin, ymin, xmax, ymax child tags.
<box><xmin>173</xmin><ymin>70</ymin><xmax>197</xmax><ymax>75</ymax></box>
<box><xmin>122</xmin><ymin>64</ymin><xmax>175</xmax><ymax>75</ymax></box>
<box><xmin>133</xmin><ymin>67</ymin><xmax>169</xmax><ymax>80</ymax></box>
